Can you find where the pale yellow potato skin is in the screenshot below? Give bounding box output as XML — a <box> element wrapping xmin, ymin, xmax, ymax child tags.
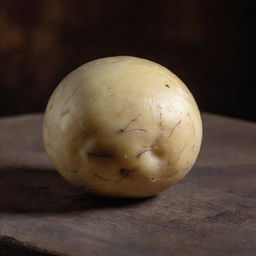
<box><xmin>43</xmin><ymin>56</ymin><xmax>202</xmax><ymax>198</ymax></box>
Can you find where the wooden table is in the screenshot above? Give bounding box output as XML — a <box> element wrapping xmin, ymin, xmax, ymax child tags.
<box><xmin>0</xmin><ymin>113</ymin><xmax>255</xmax><ymax>256</ymax></box>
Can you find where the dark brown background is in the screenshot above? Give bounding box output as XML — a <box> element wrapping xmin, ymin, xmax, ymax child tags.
<box><xmin>0</xmin><ymin>0</ymin><xmax>255</xmax><ymax>120</ymax></box>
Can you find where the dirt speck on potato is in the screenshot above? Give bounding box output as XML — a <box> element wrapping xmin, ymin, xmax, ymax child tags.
<box><xmin>120</xmin><ymin>168</ymin><xmax>132</xmax><ymax>177</ymax></box>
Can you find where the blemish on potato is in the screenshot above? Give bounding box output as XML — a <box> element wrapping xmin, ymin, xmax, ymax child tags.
<box><xmin>87</xmin><ymin>150</ymin><xmax>114</xmax><ymax>158</ymax></box>
<box><xmin>136</xmin><ymin>148</ymin><xmax>151</xmax><ymax>158</ymax></box>
<box><xmin>168</xmin><ymin>119</ymin><xmax>181</xmax><ymax>138</ymax></box>
<box><xmin>78</xmin><ymin>120</ymin><xmax>94</xmax><ymax>134</ymax></box>
<box><xmin>152</xmin><ymin>147</ymin><xmax>164</xmax><ymax>157</ymax></box>
<box><xmin>61</xmin><ymin>108</ymin><xmax>69</xmax><ymax>117</ymax></box>
<box><xmin>157</xmin><ymin>106</ymin><xmax>164</xmax><ymax>134</ymax></box>
<box><xmin>187</xmin><ymin>112</ymin><xmax>196</xmax><ymax>135</ymax></box>
<box><xmin>120</xmin><ymin>168</ymin><xmax>132</xmax><ymax>177</ymax></box>
<box><xmin>65</xmin><ymin>87</ymin><xmax>79</xmax><ymax>105</ymax></box>
<box><xmin>165</xmin><ymin>84</ymin><xmax>170</xmax><ymax>88</ymax></box>
<box><xmin>120</xmin><ymin>128</ymin><xmax>147</xmax><ymax>133</ymax></box>
<box><xmin>119</xmin><ymin>115</ymin><xmax>141</xmax><ymax>133</ymax></box>
<box><xmin>94</xmin><ymin>174</ymin><xmax>111</xmax><ymax>182</ymax></box>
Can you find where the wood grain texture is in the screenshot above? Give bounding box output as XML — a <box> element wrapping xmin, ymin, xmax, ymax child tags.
<box><xmin>0</xmin><ymin>113</ymin><xmax>256</xmax><ymax>256</ymax></box>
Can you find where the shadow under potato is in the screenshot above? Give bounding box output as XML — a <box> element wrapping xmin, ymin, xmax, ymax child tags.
<box><xmin>0</xmin><ymin>167</ymin><xmax>153</xmax><ymax>213</ymax></box>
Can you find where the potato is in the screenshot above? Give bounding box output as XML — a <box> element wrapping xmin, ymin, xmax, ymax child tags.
<box><xmin>43</xmin><ymin>56</ymin><xmax>202</xmax><ymax>198</ymax></box>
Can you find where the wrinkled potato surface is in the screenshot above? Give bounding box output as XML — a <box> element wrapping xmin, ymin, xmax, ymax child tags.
<box><xmin>43</xmin><ymin>56</ymin><xmax>202</xmax><ymax>197</ymax></box>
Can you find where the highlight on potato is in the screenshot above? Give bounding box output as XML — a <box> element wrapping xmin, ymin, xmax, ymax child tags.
<box><xmin>43</xmin><ymin>56</ymin><xmax>202</xmax><ymax>198</ymax></box>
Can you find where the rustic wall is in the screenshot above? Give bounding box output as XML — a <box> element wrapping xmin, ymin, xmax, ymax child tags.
<box><xmin>0</xmin><ymin>0</ymin><xmax>255</xmax><ymax>120</ymax></box>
